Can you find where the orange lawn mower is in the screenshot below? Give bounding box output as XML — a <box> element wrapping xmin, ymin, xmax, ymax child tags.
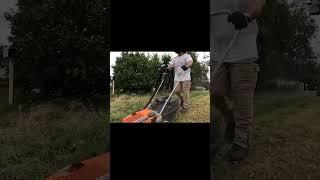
<box><xmin>45</xmin><ymin>152</ymin><xmax>110</xmax><ymax>180</ymax></box>
<box><xmin>121</xmin><ymin>66</ymin><xmax>187</xmax><ymax>123</ymax></box>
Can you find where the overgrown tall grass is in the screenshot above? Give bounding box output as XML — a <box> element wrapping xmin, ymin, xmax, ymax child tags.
<box><xmin>0</xmin><ymin>100</ymin><xmax>108</xmax><ymax>180</ymax></box>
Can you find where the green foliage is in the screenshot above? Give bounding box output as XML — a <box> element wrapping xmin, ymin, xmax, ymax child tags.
<box><xmin>160</xmin><ymin>54</ymin><xmax>175</xmax><ymax>91</ymax></box>
<box><xmin>5</xmin><ymin>0</ymin><xmax>109</xmax><ymax>99</ymax></box>
<box><xmin>113</xmin><ymin>52</ymin><xmax>209</xmax><ymax>94</ymax></box>
<box><xmin>161</xmin><ymin>54</ymin><xmax>172</xmax><ymax>65</ymax></box>
<box><xmin>257</xmin><ymin>0</ymin><xmax>318</xmax><ymax>88</ymax></box>
<box><xmin>188</xmin><ymin>52</ymin><xmax>209</xmax><ymax>88</ymax></box>
<box><xmin>113</xmin><ymin>52</ymin><xmax>161</xmax><ymax>94</ymax></box>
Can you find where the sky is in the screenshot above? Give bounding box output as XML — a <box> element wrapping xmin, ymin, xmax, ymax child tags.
<box><xmin>109</xmin><ymin>51</ymin><xmax>210</xmax><ymax>77</ymax></box>
<box><xmin>0</xmin><ymin>0</ymin><xmax>17</xmax><ymax>46</ymax></box>
<box><xmin>311</xmin><ymin>14</ymin><xmax>320</xmax><ymax>60</ymax></box>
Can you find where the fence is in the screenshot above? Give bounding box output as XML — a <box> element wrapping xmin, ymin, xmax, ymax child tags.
<box><xmin>269</xmin><ymin>79</ymin><xmax>305</xmax><ymax>91</ymax></box>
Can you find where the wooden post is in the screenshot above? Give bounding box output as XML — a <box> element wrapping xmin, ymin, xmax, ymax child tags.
<box><xmin>112</xmin><ymin>79</ymin><xmax>115</xmax><ymax>95</ymax></box>
<box><xmin>2</xmin><ymin>46</ymin><xmax>13</xmax><ymax>105</ymax></box>
<box><xmin>9</xmin><ymin>58</ymin><xmax>13</xmax><ymax>105</ymax></box>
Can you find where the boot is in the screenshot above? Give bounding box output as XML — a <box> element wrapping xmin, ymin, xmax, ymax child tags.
<box><xmin>224</xmin><ymin>143</ymin><xmax>248</xmax><ymax>162</ymax></box>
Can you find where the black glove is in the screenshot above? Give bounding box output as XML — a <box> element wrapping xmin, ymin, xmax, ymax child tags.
<box><xmin>228</xmin><ymin>11</ymin><xmax>252</xmax><ymax>30</ymax></box>
<box><xmin>181</xmin><ymin>65</ymin><xmax>189</xmax><ymax>71</ymax></box>
<box><xmin>159</xmin><ymin>64</ymin><xmax>168</xmax><ymax>73</ymax></box>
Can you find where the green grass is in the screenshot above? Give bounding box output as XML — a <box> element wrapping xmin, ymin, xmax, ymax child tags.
<box><xmin>110</xmin><ymin>90</ymin><xmax>210</xmax><ymax>123</ymax></box>
<box><xmin>0</xmin><ymin>98</ymin><xmax>109</xmax><ymax>180</ymax></box>
<box><xmin>213</xmin><ymin>91</ymin><xmax>320</xmax><ymax>180</ymax></box>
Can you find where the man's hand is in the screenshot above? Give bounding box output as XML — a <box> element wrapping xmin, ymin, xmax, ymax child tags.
<box><xmin>228</xmin><ymin>11</ymin><xmax>252</xmax><ymax>30</ymax></box>
<box><xmin>181</xmin><ymin>65</ymin><xmax>189</xmax><ymax>71</ymax></box>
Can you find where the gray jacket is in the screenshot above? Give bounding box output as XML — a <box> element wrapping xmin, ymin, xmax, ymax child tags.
<box><xmin>210</xmin><ymin>0</ymin><xmax>264</xmax><ymax>63</ymax></box>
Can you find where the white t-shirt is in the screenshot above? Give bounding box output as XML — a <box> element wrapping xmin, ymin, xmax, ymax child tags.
<box><xmin>169</xmin><ymin>53</ymin><xmax>193</xmax><ymax>81</ymax></box>
<box><xmin>210</xmin><ymin>0</ymin><xmax>265</xmax><ymax>63</ymax></box>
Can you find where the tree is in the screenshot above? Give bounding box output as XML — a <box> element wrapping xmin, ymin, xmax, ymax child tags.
<box><xmin>5</xmin><ymin>0</ymin><xmax>108</xmax><ymax>99</ymax></box>
<box><xmin>113</xmin><ymin>52</ymin><xmax>161</xmax><ymax>94</ymax></box>
<box><xmin>257</xmin><ymin>0</ymin><xmax>318</xmax><ymax>89</ymax></box>
<box><xmin>188</xmin><ymin>52</ymin><xmax>209</xmax><ymax>88</ymax></box>
<box><xmin>160</xmin><ymin>54</ymin><xmax>174</xmax><ymax>91</ymax></box>
<box><xmin>113</xmin><ymin>52</ymin><xmax>209</xmax><ymax>94</ymax></box>
<box><xmin>161</xmin><ymin>54</ymin><xmax>172</xmax><ymax>65</ymax></box>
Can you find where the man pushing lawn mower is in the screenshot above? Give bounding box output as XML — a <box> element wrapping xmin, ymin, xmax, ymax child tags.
<box><xmin>121</xmin><ymin>52</ymin><xmax>192</xmax><ymax>123</ymax></box>
<box><xmin>211</xmin><ymin>0</ymin><xmax>266</xmax><ymax>162</ymax></box>
<box><xmin>167</xmin><ymin>51</ymin><xmax>193</xmax><ymax>113</ymax></box>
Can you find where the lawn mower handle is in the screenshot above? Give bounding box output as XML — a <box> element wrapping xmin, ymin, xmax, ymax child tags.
<box><xmin>210</xmin><ymin>10</ymin><xmax>231</xmax><ymax>16</ymax></box>
<box><xmin>210</xmin><ymin>10</ymin><xmax>240</xmax><ymax>81</ymax></box>
<box><xmin>167</xmin><ymin>65</ymin><xmax>186</xmax><ymax>68</ymax></box>
<box><xmin>158</xmin><ymin>70</ymin><xmax>187</xmax><ymax>116</ymax></box>
<box><xmin>145</xmin><ymin>72</ymin><xmax>168</xmax><ymax>109</ymax></box>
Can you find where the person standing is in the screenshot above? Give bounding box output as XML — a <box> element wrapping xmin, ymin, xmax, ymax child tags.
<box><xmin>168</xmin><ymin>51</ymin><xmax>193</xmax><ymax>113</ymax></box>
<box><xmin>210</xmin><ymin>0</ymin><xmax>266</xmax><ymax>161</ymax></box>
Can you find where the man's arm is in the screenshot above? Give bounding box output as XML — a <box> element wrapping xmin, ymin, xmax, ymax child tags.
<box><xmin>186</xmin><ymin>58</ymin><xmax>193</xmax><ymax>67</ymax></box>
<box><xmin>167</xmin><ymin>57</ymin><xmax>175</xmax><ymax>71</ymax></box>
